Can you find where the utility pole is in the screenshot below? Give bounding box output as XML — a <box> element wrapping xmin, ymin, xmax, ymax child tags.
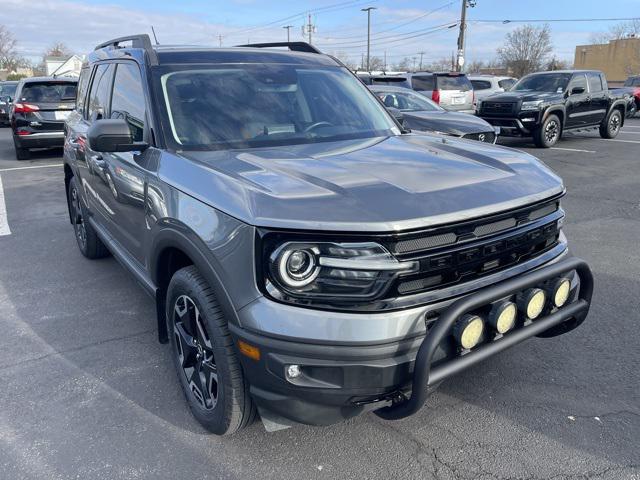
<box><xmin>456</xmin><ymin>0</ymin><xmax>476</xmax><ymax>72</ymax></box>
<box><xmin>418</xmin><ymin>51</ymin><xmax>425</xmax><ymax>70</ymax></box>
<box><xmin>302</xmin><ymin>14</ymin><xmax>315</xmax><ymax>44</ymax></box>
<box><xmin>384</xmin><ymin>50</ymin><xmax>387</xmax><ymax>72</ymax></box>
<box><xmin>283</xmin><ymin>25</ymin><xmax>293</xmax><ymax>43</ymax></box>
<box><xmin>218</xmin><ymin>34</ymin><xmax>223</xmax><ymax>47</ymax></box>
<box><xmin>361</xmin><ymin>7</ymin><xmax>376</xmax><ymax>72</ymax></box>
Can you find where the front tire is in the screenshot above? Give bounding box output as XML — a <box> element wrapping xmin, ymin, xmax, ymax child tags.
<box><xmin>67</xmin><ymin>176</ymin><xmax>110</xmax><ymax>259</ymax></box>
<box><xmin>600</xmin><ymin>109</ymin><xmax>622</xmax><ymax>139</ymax></box>
<box><xmin>533</xmin><ymin>114</ymin><xmax>562</xmax><ymax>148</ymax></box>
<box><xmin>167</xmin><ymin>266</ymin><xmax>256</xmax><ymax>435</ymax></box>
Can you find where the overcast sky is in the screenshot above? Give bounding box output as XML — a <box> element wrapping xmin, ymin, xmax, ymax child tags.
<box><xmin>1</xmin><ymin>0</ymin><xmax>638</xmax><ymax>66</ymax></box>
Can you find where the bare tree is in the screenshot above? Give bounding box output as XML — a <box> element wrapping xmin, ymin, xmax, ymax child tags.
<box><xmin>465</xmin><ymin>59</ymin><xmax>485</xmax><ymax>73</ymax></box>
<box><xmin>497</xmin><ymin>24</ymin><xmax>553</xmax><ymax>78</ymax></box>
<box><xmin>392</xmin><ymin>57</ymin><xmax>413</xmax><ymax>71</ymax></box>
<box><xmin>0</xmin><ymin>25</ymin><xmax>26</xmax><ymax>71</ymax></box>
<box><xmin>546</xmin><ymin>56</ymin><xmax>571</xmax><ymax>71</ymax></box>
<box><xmin>44</xmin><ymin>42</ymin><xmax>72</xmax><ymax>58</ymax></box>
<box><xmin>424</xmin><ymin>57</ymin><xmax>453</xmax><ymax>72</ymax></box>
<box><xmin>332</xmin><ymin>51</ymin><xmax>358</xmax><ymax>70</ymax></box>
<box><xmin>589</xmin><ymin>19</ymin><xmax>640</xmax><ymax>44</ymax></box>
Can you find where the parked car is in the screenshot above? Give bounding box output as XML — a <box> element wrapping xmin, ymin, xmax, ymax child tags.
<box><xmin>370</xmin><ymin>85</ymin><xmax>499</xmax><ymax>143</ymax></box>
<box><xmin>0</xmin><ymin>81</ymin><xmax>18</xmax><ymax>126</ymax></box>
<box><xmin>64</xmin><ymin>36</ymin><xmax>593</xmax><ymax>435</ymax></box>
<box><xmin>610</xmin><ymin>75</ymin><xmax>640</xmax><ymax>117</ymax></box>
<box><xmin>369</xmin><ymin>72</ymin><xmax>475</xmax><ymax>113</ymax></box>
<box><xmin>477</xmin><ymin>70</ymin><xmax>627</xmax><ymax>147</ymax></box>
<box><xmin>469</xmin><ymin>75</ymin><xmax>517</xmax><ymax>100</ymax></box>
<box><xmin>10</xmin><ymin>76</ymin><xmax>78</xmax><ymax>159</ymax></box>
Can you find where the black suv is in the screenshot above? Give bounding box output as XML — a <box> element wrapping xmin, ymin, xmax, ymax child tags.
<box><xmin>477</xmin><ymin>70</ymin><xmax>627</xmax><ymax>147</ymax></box>
<box><xmin>63</xmin><ymin>35</ymin><xmax>593</xmax><ymax>435</ymax></box>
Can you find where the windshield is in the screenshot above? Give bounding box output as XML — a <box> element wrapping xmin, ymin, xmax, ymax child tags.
<box><xmin>512</xmin><ymin>73</ymin><xmax>571</xmax><ymax>93</ymax></box>
<box><xmin>374</xmin><ymin>90</ymin><xmax>442</xmax><ymax>112</ymax></box>
<box><xmin>159</xmin><ymin>65</ymin><xmax>398</xmax><ymax>150</ymax></box>
<box><xmin>0</xmin><ymin>83</ymin><xmax>17</xmax><ymax>98</ymax></box>
<box><xmin>624</xmin><ymin>77</ymin><xmax>640</xmax><ymax>87</ymax></box>
<box><xmin>20</xmin><ymin>82</ymin><xmax>77</xmax><ymax>103</ymax></box>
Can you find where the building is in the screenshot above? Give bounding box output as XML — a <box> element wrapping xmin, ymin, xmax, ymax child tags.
<box><xmin>44</xmin><ymin>55</ymin><xmax>84</xmax><ymax>77</ymax></box>
<box><xmin>574</xmin><ymin>37</ymin><xmax>640</xmax><ymax>85</ymax></box>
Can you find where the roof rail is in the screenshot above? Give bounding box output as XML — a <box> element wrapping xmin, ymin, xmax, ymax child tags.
<box><xmin>236</xmin><ymin>42</ymin><xmax>322</xmax><ymax>54</ymax></box>
<box><xmin>94</xmin><ymin>34</ymin><xmax>158</xmax><ymax>65</ymax></box>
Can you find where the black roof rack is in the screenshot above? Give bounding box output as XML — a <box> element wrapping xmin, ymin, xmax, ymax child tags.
<box><xmin>94</xmin><ymin>34</ymin><xmax>158</xmax><ymax>65</ymax></box>
<box><xmin>235</xmin><ymin>42</ymin><xmax>321</xmax><ymax>54</ymax></box>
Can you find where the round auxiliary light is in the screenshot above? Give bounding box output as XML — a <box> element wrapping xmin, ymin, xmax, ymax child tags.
<box><xmin>286</xmin><ymin>364</ymin><xmax>302</xmax><ymax>380</ymax></box>
<box><xmin>518</xmin><ymin>288</ymin><xmax>546</xmax><ymax>319</ymax></box>
<box><xmin>453</xmin><ymin>314</ymin><xmax>485</xmax><ymax>350</ymax></box>
<box><xmin>488</xmin><ymin>301</ymin><xmax>517</xmax><ymax>334</ymax></box>
<box><xmin>551</xmin><ymin>277</ymin><xmax>571</xmax><ymax>307</ymax></box>
<box><xmin>278</xmin><ymin>248</ymin><xmax>319</xmax><ymax>288</ymax></box>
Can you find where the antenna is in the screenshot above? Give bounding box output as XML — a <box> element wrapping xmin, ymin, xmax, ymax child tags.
<box><xmin>151</xmin><ymin>26</ymin><xmax>160</xmax><ymax>45</ymax></box>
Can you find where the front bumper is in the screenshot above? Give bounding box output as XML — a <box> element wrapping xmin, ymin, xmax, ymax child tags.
<box><xmin>232</xmin><ymin>256</ymin><xmax>593</xmax><ymax>426</ymax></box>
<box><xmin>480</xmin><ymin>112</ymin><xmax>543</xmax><ymax>136</ymax></box>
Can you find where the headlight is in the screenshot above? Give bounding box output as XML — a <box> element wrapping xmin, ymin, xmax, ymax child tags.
<box><xmin>265</xmin><ymin>241</ymin><xmax>419</xmax><ymax>306</ymax></box>
<box><xmin>521</xmin><ymin>100</ymin><xmax>543</xmax><ymax>111</ymax></box>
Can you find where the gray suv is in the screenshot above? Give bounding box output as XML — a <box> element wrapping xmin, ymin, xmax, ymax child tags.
<box><xmin>63</xmin><ymin>35</ymin><xmax>593</xmax><ymax>435</ymax></box>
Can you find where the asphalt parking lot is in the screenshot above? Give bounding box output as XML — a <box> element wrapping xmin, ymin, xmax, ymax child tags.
<box><xmin>0</xmin><ymin>122</ymin><xmax>638</xmax><ymax>480</ymax></box>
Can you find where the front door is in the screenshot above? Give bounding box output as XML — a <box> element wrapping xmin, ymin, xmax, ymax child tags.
<box><xmin>565</xmin><ymin>74</ymin><xmax>590</xmax><ymax>128</ymax></box>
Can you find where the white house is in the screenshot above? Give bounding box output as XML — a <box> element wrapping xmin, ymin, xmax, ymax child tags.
<box><xmin>45</xmin><ymin>55</ymin><xmax>84</xmax><ymax>77</ymax></box>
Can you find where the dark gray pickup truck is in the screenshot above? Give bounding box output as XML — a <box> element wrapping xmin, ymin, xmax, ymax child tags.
<box><xmin>63</xmin><ymin>36</ymin><xmax>593</xmax><ymax>434</ymax></box>
<box><xmin>478</xmin><ymin>70</ymin><xmax>627</xmax><ymax>147</ymax></box>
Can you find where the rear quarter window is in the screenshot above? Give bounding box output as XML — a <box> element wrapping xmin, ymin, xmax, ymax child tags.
<box><xmin>411</xmin><ymin>75</ymin><xmax>435</xmax><ymax>91</ymax></box>
<box><xmin>436</xmin><ymin>75</ymin><xmax>472</xmax><ymax>91</ymax></box>
<box><xmin>76</xmin><ymin>68</ymin><xmax>90</xmax><ymax>115</ymax></box>
<box><xmin>498</xmin><ymin>78</ymin><xmax>516</xmax><ymax>90</ymax></box>
<box><xmin>471</xmin><ymin>80</ymin><xmax>491</xmax><ymax>90</ymax></box>
<box><xmin>20</xmin><ymin>82</ymin><xmax>77</xmax><ymax>103</ymax></box>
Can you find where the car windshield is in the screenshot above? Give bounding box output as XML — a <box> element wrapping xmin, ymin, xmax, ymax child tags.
<box><xmin>0</xmin><ymin>84</ymin><xmax>17</xmax><ymax>98</ymax></box>
<box><xmin>158</xmin><ymin>65</ymin><xmax>398</xmax><ymax>151</ymax></box>
<box><xmin>20</xmin><ymin>82</ymin><xmax>77</xmax><ymax>103</ymax></box>
<box><xmin>375</xmin><ymin>90</ymin><xmax>442</xmax><ymax>112</ymax></box>
<box><xmin>624</xmin><ymin>77</ymin><xmax>640</xmax><ymax>87</ymax></box>
<box><xmin>512</xmin><ymin>73</ymin><xmax>572</xmax><ymax>93</ymax></box>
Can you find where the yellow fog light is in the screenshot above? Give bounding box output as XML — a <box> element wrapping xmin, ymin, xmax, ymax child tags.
<box><xmin>518</xmin><ymin>288</ymin><xmax>546</xmax><ymax>319</ymax></box>
<box><xmin>454</xmin><ymin>314</ymin><xmax>484</xmax><ymax>349</ymax></box>
<box><xmin>489</xmin><ymin>301</ymin><xmax>517</xmax><ymax>334</ymax></box>
<box><xmin>551</xmin><ymin>278</ymin><xmax>571</xmax><ymax>307</ymax></box>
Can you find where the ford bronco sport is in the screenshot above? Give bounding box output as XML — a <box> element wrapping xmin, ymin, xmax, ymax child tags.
<box><xmin>63</xmin><ymin>35</ymin><xmax>593</xmax><ymax>435</ymax></box>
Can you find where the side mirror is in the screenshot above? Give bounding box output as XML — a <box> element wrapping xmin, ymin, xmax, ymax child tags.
<box><xmin>571</xmin><ymin>86</ymin><xmax>585</xmax><ymax>95</ymax></box>
<box><xmin>87</xmin><ymin>119</ymin><xmax>148</xmax><ymax>152</ymax></box>
<box><xmin>387</xmin><ymin>106</ymin><xmax>405</xmax><ymax>126</ymax></box>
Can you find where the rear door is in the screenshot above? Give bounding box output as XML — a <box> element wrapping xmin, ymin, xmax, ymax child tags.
<box><xmin>435</xmin><ymin>74</ymin><xmax>473</xmax><ymax>111</ymax></box>
<box><xmin>586</xmin><ymin>72</ymin><xmax>608</xmax><ymax>125</ymax></box>
<box><xmin>16</xmin><ymin>81</ymin><xmax>77</xmax><ymax>133</ymax></box>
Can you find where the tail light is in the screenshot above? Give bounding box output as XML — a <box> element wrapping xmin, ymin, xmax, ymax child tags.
<box><xmin>13</xmin><ymin>103</ymin><xmax>39</xmax><ymax>113</ymax></box>
<box><xmin>432</xmin><ymin>90</ymin><xmax>440</xmax><ymax>104</ymax></box>
<box><xmin>16</xmin><ymin>129</ymin><xmax>31</xmax><ymax>136</ymax></box>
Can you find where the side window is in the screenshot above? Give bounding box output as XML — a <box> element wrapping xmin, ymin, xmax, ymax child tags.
<box><xmin>569</xmin><ymin>74</ymin><xmax>587</xmax><ymax>93</ymax></box>
<box><xmin>471</xmin><ymin>80</ymin><xmax>491</xmax><ymax>90</ymax></box>
<box><xmin>411</xmin><ymin>75</ymin><xmax>435</xmax><ymax>91</ymax></box>
<box><xmin>87</xmin><ymin>63</ymin><xmax>114</xmax><ymax>121</ymax></box>
<box><xmin>110</xmin><ymin>63</ymin><xmax>147</xmax><ymax>142</ymax></box>
<box><xmin>498</xmin><ymin>78</ymin><xmax>516</xmax><ymax>90</ymax></box>
<box><xmin>587</xmin><ymin>73</ymin><xmax>602</xmax><ymax>93</ymax></box>
<box><xmin>75</xmin><ymin>67</ymin><xmax>90</xmax><ymax>116</ymax></box>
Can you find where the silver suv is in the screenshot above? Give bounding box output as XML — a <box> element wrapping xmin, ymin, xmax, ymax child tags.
<box><xmin>370</xmin><ymin>72</ymin><xmax>475</xmax><ymax>113</ymax></box>
<box><xmin>469</xmin><ymin>75</ymin><xmax>517</xmax><ymax>102</ymax></box>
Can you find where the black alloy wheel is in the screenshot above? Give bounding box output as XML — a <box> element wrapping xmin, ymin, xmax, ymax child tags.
<box><xmin>533</xmin><ymin>114</ymin><xmax>561</xmax><ymax>148</ymax></box>
<box><xmin>69</xmin><ymin>182</ymin><xmax>87</xmax><ymax>252</ymax></box>
<box><xmin>173</xmin><ymin>294</ymin><xmax>219</xmax><ymax>410</ymax></box>
<box><xmin>600</xmin><ymin>109</ymin><xmax>623</xmax><ymax>139</ymax></box>
<box><xmin>67</xmin><ymin>176</ymin><xmax>109</xmax><ymax>259</ymax></box>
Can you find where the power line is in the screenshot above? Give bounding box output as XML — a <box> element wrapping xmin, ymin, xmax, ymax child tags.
<box><xmin>471</xmin><ymin>16</ymin><xmax>640</xmax><ymax>24</ymax></box>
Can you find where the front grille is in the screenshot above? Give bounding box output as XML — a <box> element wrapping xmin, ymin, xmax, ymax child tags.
<box><xmin>384</xmin><ymin>198</ymin><xmax>563</xmax><ymax>297</ymax></box>
<box><xmin>462</xmin><ymin>131</ymin><xmax>495</xmax><ymax>143</ymax></box>
<box><xmin>481</xmin><ymin>102</ymin><xmax>515</xmax><ymax>115</ymax></box>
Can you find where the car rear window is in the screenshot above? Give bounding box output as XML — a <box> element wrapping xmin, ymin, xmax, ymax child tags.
<box><xmin>498</xmin><ymin>78</ymin><xmax>516</xmax><ymax>90</ymax></box>
<box><xmin>20</xmin><ymin>82</ymin><xmax>77</xmax><ymax>103</ymax></box>
<box><xmin>436</xmin><ymin>75</ymin><xmax>472</xmax><ymax>91</ymax></box>
<box><xmin>0</xmin><ymin>83</ymin><xmax>17</xmax><ymax>97</ymax></box>
<box><xmin>411</xmin><ymin>75</ymin><xmax>435</xmax><ymax>91</ymax></box>
<box><xmin>471</xmin><ymin>80</ymin><xmax>491</xmax><ymax>90</ymax></box>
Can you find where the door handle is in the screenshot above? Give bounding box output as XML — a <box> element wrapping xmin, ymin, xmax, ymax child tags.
<box><xmin>92</xmin><ymin>155</ymin><xmax>106</xmax><ymax>169</ymax></box>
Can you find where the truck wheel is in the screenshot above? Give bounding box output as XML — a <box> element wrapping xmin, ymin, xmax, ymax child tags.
<box><xmin>533</xmin><ymin>114</ymin><xmax>561</xmax><ymax>148</ymax></box>
<box><xmin>600</xmin><ymin>109</ymin><xmax>622</xmax><ymax>139</ymax></box>
<box><xmin>13</xmin><ymin>137</ymin><xmax>30</xmax><ymax>160</ymax></box>
<box><xmin>67</xmin><ymin>176</ymin><xmax>110</xmax><ymax>259</ymax></box>
<box><xmin>166</xmin><ymin>266</ymin><xmax>256</xmax><ymax>435</ymax></box>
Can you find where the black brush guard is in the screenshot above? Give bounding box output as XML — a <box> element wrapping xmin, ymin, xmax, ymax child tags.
<box><xmin>376</xmin><ymin>256</ymin><xmax>594</xmax><ymax>420</ymax></box>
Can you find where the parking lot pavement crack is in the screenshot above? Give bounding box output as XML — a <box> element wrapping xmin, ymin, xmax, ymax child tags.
<box><xmin>0</xmin><ymin>328</ymin><xmax>156</xmax><ymax>373</ymax></box>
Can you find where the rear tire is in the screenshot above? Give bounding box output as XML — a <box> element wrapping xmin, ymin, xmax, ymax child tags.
<box><xmin>600</xmin><ymin>109</ymin><xmax>622</xmax><ymax>139</ymax></box>
<box><xmin>167</xmin><ymin>266</ymin><xmax>256</xmax><ymax>435</ymax></box>
<box><xmin>67</xmin><ymin>176</ymin><xmax>110</xmax><ymax>259</ymax></box>
<box><xmin>13</xmin><ymin>137</ymin><xmax>30</xmax><ymax>160</ymax></box>
<box><xmin>533</xmin><ymin>114</ymin><xmax>561</xmax><ymax>148</ymax></box>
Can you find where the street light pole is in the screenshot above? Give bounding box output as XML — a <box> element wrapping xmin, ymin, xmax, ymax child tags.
<box><xmin>361</xmin><ymin>7</ymin><xmax>376</xmax><ymax>71</ymax></box>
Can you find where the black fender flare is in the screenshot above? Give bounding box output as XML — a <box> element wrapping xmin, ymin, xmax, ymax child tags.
<box><xmin>542</xmin><ymin>106</ymin><xmax>566</xmax><ymax>127</ymax></box>
<box><xmin>149</xmin><ymin>226</ymin><xmax>242</xmax><ymax>343</ymax></box>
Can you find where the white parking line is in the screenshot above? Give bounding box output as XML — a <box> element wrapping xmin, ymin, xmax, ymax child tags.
<box><xmin>607</xmin><ymin>139</ymin><xmax>640</xmax><ymax>144</ymax></box>
<box><xmin>550</xmin><ymin>147</ymin><xmax>596</xmax><ymax>153</ymax></box>
<box><xmin>0</xmin><ymin>176</ymin><xmax>10</xmax><ymax>236</ymax></box>
<box><xmin>0</xmin><ymin>163</ymin><xmax>62</xmax><ymax>172</ymax></box>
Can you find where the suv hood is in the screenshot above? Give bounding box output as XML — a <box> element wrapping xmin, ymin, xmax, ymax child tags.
<box><xmin>163</xmin><ymin>134</ymin><xmax>563</xmax><ymax>232</ymax></box>
<box><xmin>484</xmin><ymin>91</ymin><xmax>564</xmax><ymax>103</ymax></box>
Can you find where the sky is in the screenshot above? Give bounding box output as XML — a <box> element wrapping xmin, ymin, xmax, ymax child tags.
<box><xmin>1</xmin><ymin>0</ymin><xmax>639</xmax><ymax>67</ymax></box>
